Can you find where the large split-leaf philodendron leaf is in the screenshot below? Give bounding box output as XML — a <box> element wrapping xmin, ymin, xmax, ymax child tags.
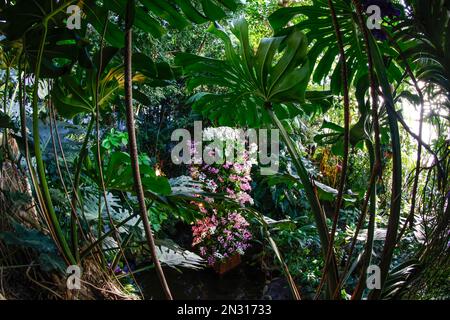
<box><xmin>0</xmin><ymin>0</ymin><xmax>92</xmax><ymax>78</ymax></box>
<box><xmin>175</xmin><ymin>18</ymin><xmax>312</xmax><ymax>127</ymax></box>
<box><xmin>268</xmin><ymin>0</ymin><xmax>406</xmax><ymax>95</ymax></box>
<box><xmin>52</xmin><ymin>49</ymin><xmax>170</xmax><ymax>119</ymax></box>
<box><xmin>52</xmin><ymin>70</ymin><xmax>123</xmax><ymax>119</ymax></box>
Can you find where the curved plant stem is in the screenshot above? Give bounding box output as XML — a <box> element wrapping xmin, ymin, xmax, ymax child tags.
<box><xmin>329</xmin><ymin>0</ymin><xmax>383</xmax><ymax>299</ymax></box>
<box><xmin>124</xmin><ymin>0</ymin><xmax>173</xmax><ymax>300</ymax></box>
<box><xmin>391</xmin><ymin>111</ymin><xmax>441</xmax><ymax>173</ymax></box>
<box><xmin>351</xmin><ymin>140</ymin><xmax>376</xmax><ymax>299</ymax></box>
<box><xmin>51</xmin><ymin>102</ymin><xmax>75</xmax><ymax>188</ymax></box>
<box><xmin>247</xmin><ymin>208</ymin><xmax>301</xmax><ymax>300</ymax></box>
<box><xmin>313</xmin><ymin>0</ymin><xmax>384</xmax><ymax>299</ymax></box>
<box><xmin>367</xmin><ymin>69</ymin><xmax>403</xmax><ymax>299</ymax></box>
<box><xmin>385</xmin><ymin>32</ymin><xmax>426</xmax><ymax>243</ymax></box>
<box><xmin>266</xmin><ymin>104</ymin><xmax>339</xmax><ymax>297</ymax></box>
<box><xmin>70</xmin><ymin>116</ymin><xmax>95</xmax><ymax>261</ymax></box>
<box><xmin>351</xmin><ymin>0</ymin><xmax>382</xmax><ymax>177</ymax></box>
<box><xmin>314</xmin><ymin>0</ymin><xmax>351</xmax><ymax>299</ymax></box>
<box><xmin>353</xmin><ymin>6</ymin><xmax>403</xmax><ymax>299</ymax></box>
<box><xmin>18</xmin><ymin>52</ymin><xmax>46</xmax><ymax>219</ymax></box>
<box><xmin>32</xmin><ymin>22</ymin><xmax>76</xmax><ymax>265</ymax></box>
<box><xmin>93</xmin><ymin>14</ymin><xmax>142</xmax><ymax>295</ymax></box>
<box><xmin>332</xmin><ymin>157</ymin><xmax>378</xmax><ymax>299</ymax></box>
<box><xmin>48</xmin><ymin>85</ymin><xmax>69</xmax><ymax>200</ymax></box>
<box><xmin>48</xmin><ymin>101</ymin><xmax>90</xmax><ymax>254</ymax></box>
<box><xmin>2</xmin><ymin>66</ymin><xmax>10</xmax><ymax>150</ymax></box>
<box><xmin>48</xmin><ymin>96</ymin><xmax>79</xmax><ymax>229</ymax></box>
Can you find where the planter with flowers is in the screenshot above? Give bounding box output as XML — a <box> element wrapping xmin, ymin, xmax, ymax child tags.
<box><xmin>190</xmin><ymin>127</ymin><xmax>255</xmax><ymax>274</ymax></box>
<box><xmin>192</xmin><ymin>211</ymin><xmax>252</xmax><ymax>274</ymax></box>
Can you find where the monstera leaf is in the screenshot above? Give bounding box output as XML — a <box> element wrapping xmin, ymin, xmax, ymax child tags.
<box><xmin>52</xmin><ymin>47</ymin><xmax>181</xmax><ymax>118</ymax></box>
<box><xmin>52</xmin><ymin>48</ymin><xmax>125</xmax><ymax>119</ymax></box>
<box><xmin>268</xmin><ymin>0</ymin><xmax>405</xmax><ymax>94</ymax></box>
<box><xmin>1</xmin><ymin>0</ymin><xmax>240</xmax><ymax>79</ymax></box>
<box><xmin>52</xmin><ymin>69</ymin><xmax>123</xmax><ymax>118</ymax></box>
<box><xmin>314</xmin><ymin>117</ymin><xmax>368</xmax><ymax>155</ymax></box>
<box><xmin>0</xmin><ymin>0</ymin><xmax>91</xmax><ymax>77</ymax></box>
<box><xmin>175</xmin><ymin>18</ymin><xmax>312</xmax><ymax>127</ymax></box>
<box><xmin>0</xmin><ymin>0</ymin><xmax>67</xmax><ymax>40</ymax></box>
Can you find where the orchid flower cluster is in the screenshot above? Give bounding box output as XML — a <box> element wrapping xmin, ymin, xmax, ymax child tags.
<box><xmin>190</xmin><ymin>127</ymin><xmax>255</xmax><ymax>266</ymax></box>
<box><xmin>192</xmin><ymin>211</ymin><xmax>252</xmax><ymax>266</ymax></box>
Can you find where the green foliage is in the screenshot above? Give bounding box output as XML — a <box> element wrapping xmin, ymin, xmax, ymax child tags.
<box><xmin>0</xmin><ymin>222</ymin><xmax>66</xmax><ymax>272</ymax></box>
<box><xmin>176</xmin><ymin>18</ymin><xmax>311</xmax><ymax>127</ymax></box>
<box><xmin>272</xmin><ymin>225</ymin><xmax>323</xmax><ymax>286</ymax></box>
<box><xmin>102</xmin><ymin>128</ymin><xmax>129</xmax><ymax>150</ymax></box>
<box><xmin>177</xmin><ymin>15</ymin><xmax>345</xmax><ymax>295</ymax></box>
<box><xmin>268</xmin><ymin>0</ymin><xmax>405</xmax><ymax>93</ymax></box>
<box><xmin>396</xmin><ymin>0</ymin><xmax>450</xmax><ymax>103</ymax></box>
<box><xmin>0</xmin><ymin>110</ymin><xmax>15</xmax><ymax>130</ymax></box>
<box><xmin>84</xmin><ymin>148</ymin><xmax>172</xmax><ymax>196</ymax></box>
<box><xmin>83</xmin><ymin>0</ymin><xmax>241</xmax><ymax>47</ymax></box>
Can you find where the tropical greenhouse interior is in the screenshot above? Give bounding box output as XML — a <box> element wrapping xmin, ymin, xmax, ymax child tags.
<box><xmin>0</xmin><ymin>0</ymin><xmax>448</xmax><ymax>301</ymax></box>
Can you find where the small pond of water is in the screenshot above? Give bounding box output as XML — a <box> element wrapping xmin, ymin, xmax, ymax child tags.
<box><xmin>138</xmin><ymin>262</ymin><xmax>293</xmax><ymax>300</ymax></box>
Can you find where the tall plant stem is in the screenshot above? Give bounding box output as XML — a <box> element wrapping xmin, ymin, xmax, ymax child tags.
<box><xmin>32</xmin><ymin>22</ymin><xmax>76</xmax><ymax>265</ymax></box>
<box><xmin>351</xmin><ymin>140</ymin><xmax>376</xmax><ymax>299</ymax></box>
<box><xmin>93</xmin><ymin>13</ymin><xmax>141</xmax><ymax>295</ymax></box>
<box><xmin>266</xmin><ymin>105</ymin><xmax>339</xmax><ymax>297</ymax></box>
<box><xmin>48</xmin><ymin>99</ymin><xmax>90</xmax><ymax>249</ymax></box>
<box><xmin>351</xmin><ymin>1</ymin><xmax>403</xmax><ymax>298</ymax></box>
<box><xmin>244</xmin><ymin>208</ymin><xmax>301</xmax><ymax>300</ymax></box>
<box><xmin>351</xmin><ymin>0</ymin><xmax>382</xmax><ymax>176</ymax></box>
<box><xmin>328</xmin><ymin>0</ymin><xmax>385</xmax><ymax>298</ymax></box>
<box><xmin>70</xmin><ymin>115</ymin><xmax>95</xmax><ymax>261</ymax></box>
<box><xmin>124</xmin><ymin>0</ymin><xmax>173</xmax><ymax>300</ymax></box>
<box><xmin>353</xmin><ymin>1</ymin><xmax>404</xmax><ymax>301</ymax></box>
<box><xmin>2</xmin><ymin>67</ymin><xmax>10</xmax><ymax>150</ymax></box>
<box><xmin>385</xmin><ymin>33</ymin><xmax>426</xmax><ymax>242</ymax></box>
<box><xmin>367</xmin><ymin>54</ymin><xmax>403</xmax><ymax>300</ymax></box>
<box><xmin>314</xmin><ymin>0</ymin><xmax>351</xmax><ymax>299</ymax></box>
<box><xmin>332</xmin><ymin>154</ymin><xmax>378</xmax><ymax>299</ymax></box>
<box><xmin>18</xmin><ymin>53</ymin><xmax>47</xmax><ymax>220</ymax></box>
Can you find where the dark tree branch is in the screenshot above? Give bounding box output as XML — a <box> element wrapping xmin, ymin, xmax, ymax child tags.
<box><xmin>124</xmin><ymin>0</ymin><xmax>173</xmax><ymax>300</ymax></box>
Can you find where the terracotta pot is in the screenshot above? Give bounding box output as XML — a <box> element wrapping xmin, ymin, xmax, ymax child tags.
<box><xmin>213</xmin><ymin>254</ymin><xmax>241</xmax><ymax>275</ymax></box>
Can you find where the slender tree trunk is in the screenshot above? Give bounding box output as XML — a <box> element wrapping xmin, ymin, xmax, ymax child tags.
<box><xmin>124</xmin><ymin>0</ymin><xmax>173</xmax><ymax>300</ymax></box>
